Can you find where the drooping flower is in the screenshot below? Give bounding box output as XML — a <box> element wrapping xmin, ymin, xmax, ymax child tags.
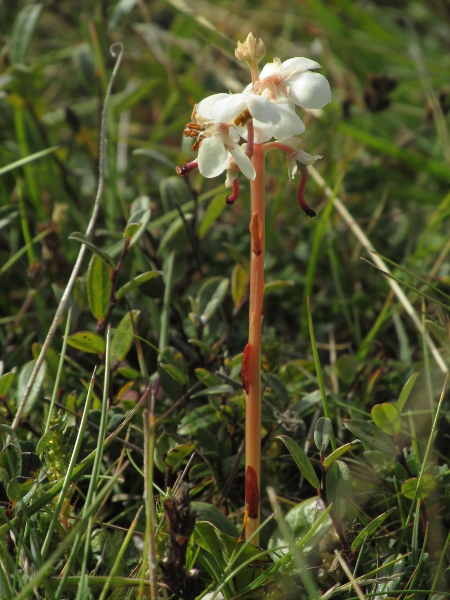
<box><xmin>194</xmin><ymin>121</ymin><xmax>255</xmax><ymax>181</ymax></box>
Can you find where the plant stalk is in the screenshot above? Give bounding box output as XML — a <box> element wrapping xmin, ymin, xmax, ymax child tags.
<box><xmin>244</xmin><ymin>142</ymin><xmax>265</xmax><ymax>545</ymax></box>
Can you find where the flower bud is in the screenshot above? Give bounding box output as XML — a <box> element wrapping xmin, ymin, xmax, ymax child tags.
<box><xmin>235</xmin><ymin>32</ymin><xmax>265</xmax><ymax>64</ymax></box>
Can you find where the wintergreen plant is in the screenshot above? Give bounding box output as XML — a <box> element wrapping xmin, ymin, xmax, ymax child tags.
<box><xmin>178</xmin><ymin>33</ymin><xmax>330</xmax><ymax>544</ymax></box>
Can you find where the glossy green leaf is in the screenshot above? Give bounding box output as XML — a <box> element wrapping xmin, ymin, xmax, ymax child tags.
<box><xmin>115</xmin><ymin>271</ymin><xmax>161</xmax><ymax>300</ymax></box>
<box><xmin>0</xmin><ymin>445</ymin><xmax>22</xmax><ymax>479</ymax></box>
<box><xmin>231</xmin><ymin>263</ymin><xmax>248</xmax><ymax>308</ymax></box>
<box><xmin>190</xmin><ymin>384</ymin><xmax>234</xmax><ymax>398</ymax></box>
<box><xmin>192</xmin><ymin>501</ymin><xmax>239</xmax><ymax>537</ymax></box>
<box><xmin>67</xmin><ymin>331</ymin><xmax>106</xmax><ymax>354</ymax></box>
<box><xmin>351</xmin><ymin>508</ymin><xmax>394</xmax><ymax>551</ymax></box>
<box><xmin>17</xmin><ymin>359</ymin><xmax>47</xmax><ymax>416</ymax></box>
<box><xmin>374</xmin><ymin>555</ymin><xmax>405</xmax><ymax>599</ymax></box>
<box><xmin>10</xmin><ymin>3</ymin><xmax>43</xmax><ymax>64</ymax></box>
<box><xmin>69</xmin><ymin>232</ymin><xmax>116</xmax><ymax>269</ymax></box>
<box><xmin>314</xmin><ymin>417</ymin><xmax>332</xmax><ymax>452</ymax></box>
<box><xmin>126</xmin><ymin>205</ymin><xmax>151</xmax><ymax>247</ymax></box>
<box><xmin>335</xmin><ymin>354</ymin><xmax>357</xmax><ymax>385</ymax></box>
<box><xmin>198</xmin><ymin>277</ymin><xmax>229</xmax><ymax>322</ymax></box>
<box><xmin>72</xmin><ymin>42</ymin><xmax>97</xmax><ymax>94</ymax></box>
<box><xmin>397</xmin><ymin>372</ymin><xmax>419</xmax><ymax>413</ymax></box>
<box><xmin>198</xmin><ymin>192</ymin><xmax>227</xmax><ymax>239</ymax></box>
<box><xmin>165</xmin><ymin>443</ymin><xmax>195</xmax><ymax>469</ymax></box>
<box><xmin>265</xmin><ymin>280</ymin><xmax>295</xmax><ymax>294</ymax></box>
<box><xmin>111</xmin><ymin>310</ymin><xmax>140</xmax><ymax>363</ymax></box>
<box><xmin>277</xmin><ymin>435</ymin><xmax>320</xmax><ymax>489</ymax></box>
<box><xmin>371</xmin><ymin>403</ymin><xmax>401</xmax><ymax>436</ymax></box>
<box><xmin>343</xmin><ymin>419</ymin><xmax>397</xmax><ymax>454</ymax></box>
<box><xmin>323</xmin><ymin>440</ymin><xmax>361</xmax><ymax>468</ymax></box>
<box><xmin>268</xmin><ymin>497</ymin><xmax>333</xmax><ymax>556</ymax></box>
<box><xmin>401</xmin><ymin>474</ymin><xmax>436</xmax><ymax>500</ymax></box>
<box><xmin>0</xmin><ymin>372</ymin><xmax>15</xmax><ymax>398</ymax></box>
<box><xmin>157</xmin><ymin>214</ymin><xmax>193</xmax><ymax>256</ymax></box>
<box><xmin>194</xmin><ymin>368</ymin><xmax>221</xmax><ymax>388</ymax></box>
<box><xmin>326</xmin><ymin>460</ymin><xmax>352</xmax><ymax>519</ymax></box>
<box><xmin>159</xmin><ymin>363</ymin><xmax>188</xmax><ymax>385</ymax></box>
<box><xmin>108</xmin><ymin>0</ymin><xmax>138</xmax><ymax>28</ymax></box>
<box><xmin>7</xmin><ymin>477</ymin><xmax>34</xmax><ymax>503</ymax></box>
<box><xmin>87</xmin><ymin>254</ymin><xmax>111</xmax><ymax>321</ymax></box>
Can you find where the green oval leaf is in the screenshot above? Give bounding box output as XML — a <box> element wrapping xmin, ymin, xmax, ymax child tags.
<box><xmin>268</xmin><ymin>497</ymin><xmax>332</xmax><ymax>556</ymax></box>
<box><xmin>115</xmin><ymin>271</ymin><xmax>161</xmax><ymax>300</ymax></box>
<box><xmin>0</xmin><ymin>372</ymin><xmax>15</xmax><ymax>398</ymax></box>
<box><xmin>126</xmin><ymin>205</ymin><xmax>151</xmax><ymax>247</ymax></box>
<box><xmin>371</xmin><ymin>403</ymin><xmax>401</xmax><ymax>436</ymax></box>
<box><xmin>198</xmin><ymin>192</ymin><xmax>227</xmax><ymax>239</ymax></box>
<box><xmin>159</xmin><ymin>363</ymin><xmax>188</xmax><ymax>386</ymax></box>
<box><xmin>190</xmin><ymin>384</ymin><xmax>234</xmax><ymax>398</ymax></box>
<box><xmin>0</xmin><ymin>445</ymin><xmax>22</xmax><ymax>479</ymax></box>
<box><xmin>157</xmin><ymin>214</ymin><xmax>193</xmax><ymax>256</ymax></box>
<box><xmin>277</xmin><ymin>435</ymin><xmax>320</xmax><ymax>489</ymax></box>
<box><xmin>10</xmin><ymin>3</ymin><xmax>43</xmax><ymax>65</ymax></box>
<box><xmin>17</xmin><ymin>359</ymin><xmax>47</xmax><ymax>416</ymax></box>
<box><xmin>7</xmin><ymin>477</ymin><xmax>34</xmax><ymax>503</ymax></box>
<box><xmin>343</xmin><ymin>419</ymin><xmax>397</xmax><ymax>454</ymax></box>
<box><xmin>323</xmin><ymin>440</ymin><xmax>361</xmax><ymax>468</ymax></box>
<box><xmin>111</xmin><ymin>310</ymin><xmax>140</xmax><ymax>363</ymax></box>
<box><xmin>69</xmin><ymin>232</ymin><xmax>116</xmax><ymax>269</ymax></box>
<box><xmin>87</xmin><ymin>254</ymin><xmax>111</xmax><ymax>321</ymax></box>
<box><xmin>231</xmin><ymin>263</ymin><xmax>248</xmax><ymax>309</ymax></box>
<box><xmin>396</xmin><ymin>372</ymin><xmax>419</xmax><ymax>413</ymax></box>
<box><xmin>401</xmin><ymin>474</ymin><xmax>436</xmax><ymax>500</ymax></box>
<box><xmin>196</xmin><ymin>277</ymin><xmax>229</xmax><ymax>322</ymax></box>
<box><xmin>67</xmin><ymin>331</ymin><xmax>106</xmax><ymax>354</ymax></box>
<box><xmin>314</xmin><ymin>417</ymin><xmax>332</xmax><ymax>453</ymax></box>
<box><xmin>326</xmin><ymin>460</ymin><xmax>352</xmax><ymax>519</ymax></box>
<box><xmin>192</xmin><ymin>501</ymin><xmax>239</xmax><ymax>537</ymax></box>
<box><xmin>351</xmin><ymin>508</ymin><xmax>395</xmax><ymax>552</ymax></box>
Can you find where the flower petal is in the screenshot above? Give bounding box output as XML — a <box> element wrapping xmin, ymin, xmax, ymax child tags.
<box><xmin>214</xmin><ymin>94</ymin><xmax>248</xmax><ymax>122</ymax></box>
<box><xmin>273</xmin><ymin>103</ymin><xmax>305</xmax><ymax>138</ymax></box>
<box><xmin>295</xmin><ymin>149</ymin><xmax>322</xmax><ymax>165</ymax></box>
<box><xmin>229</xmin><ymin>144</ymin><xmax>256</xmax><ymax>180</ymax></box>
<box><xmin>259</xmin><ymin>57</ymin><xmax>282</xmax><ymax>79</ymax></box>
<box><xmin>288</xmin><ymin>71</ymin><xmax>331</xmax><ymax>109</ymax></box>
<box><xmin>197</xmin><ymin>135</ymin><xmax>228</xmax><ymax>178</ymax></box>
<box><xmin>196</xmin><ymin>94</ymin><xmax>232</xmax><ymax>119</ymax></box>
<box><xmin>281</xmin><ymin>57</ymin><xmax>322</xmax><ymax>73</ymax></box>
<box><xmin>247</xmin><ymin>94</ymin><xmax>281</xmax><ymax>124</ymax></box>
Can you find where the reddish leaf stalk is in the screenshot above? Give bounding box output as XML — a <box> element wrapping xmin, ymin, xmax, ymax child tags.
<box><xmin>244</xmin><ymin>142</ymin><xmax>265</xmax><ymax>545</ymax></box>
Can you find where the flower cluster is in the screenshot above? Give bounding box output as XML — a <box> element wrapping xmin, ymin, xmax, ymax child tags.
<box><xmin>177</xmin><ymin>33</ymin><xmax>331</xmax><ymax>215</ymax></box>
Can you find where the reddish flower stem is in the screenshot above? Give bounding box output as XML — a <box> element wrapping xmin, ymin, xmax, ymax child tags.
<box><xmin>244</xmin><ymin>142</ymin><xmax>265</xmax><ymax>545</ymax></box>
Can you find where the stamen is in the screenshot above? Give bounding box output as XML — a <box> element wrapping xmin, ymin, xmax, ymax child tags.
<box><xmin>246</xmin><ymin>120</ymin><xmax>254</xmax><ymax>157</ymax></box>
<box><xmin>225</xmin><ymin>178</ymin><xmax>240</xmax><ymax>204</ymax></box>
<box><xmin>296</xmin><ymin>167</ymin><xmax>316</xmax><ymax>218</ymax></box>
<box><xmin>176</xmin><ymin>160</ymin><xmax>198</xmax><ymax>176</ymax></box>
<box><xmin>234</xmin><ymin>107</ymin><xmax>252</xmax><ymax>127</ymax></box>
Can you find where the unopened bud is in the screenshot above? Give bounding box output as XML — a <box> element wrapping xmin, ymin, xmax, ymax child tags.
<box><xmin>235</xmin><ymin>32</ymin><xmax>265</xmax><ymax>64</ymax></box>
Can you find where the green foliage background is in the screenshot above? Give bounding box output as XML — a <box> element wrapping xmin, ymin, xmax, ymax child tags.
<box><xmin>0</xmin><ymin>0</ymin><xmax>449</xmax><ymax>598</ymax></box>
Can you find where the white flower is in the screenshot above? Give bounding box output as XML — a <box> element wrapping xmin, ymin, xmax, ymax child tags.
<box><xmin>196</xmin><ymin>92</ymin><xmax>305</xmax><ymax>144</ymax></box>
<box><xmin>195</xmin><ymin>122</ymin><xmax>255</xmax><ymax>180</ymax></box>
<box><xmin>258</xmin><ymin>57</ymin><xmax>331</xmax><ymax>109</ymax></box>
<box><xmin>265</xmin><ymin>137</ymin><xmax>322</xmax><ymax>178</ymax></box>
